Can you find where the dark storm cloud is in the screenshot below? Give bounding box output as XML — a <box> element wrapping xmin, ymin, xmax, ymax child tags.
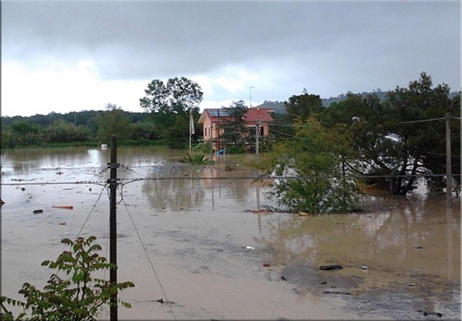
<box><xmin>2</xmin><ymin>1</ymin><xmax>460</xmax><ymax>94</ymax></box>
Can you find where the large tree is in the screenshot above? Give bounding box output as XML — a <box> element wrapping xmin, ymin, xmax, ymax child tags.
<box><xmin>139</xmin><ymin>77</ymin><xmax>203</xmax><ymax>148</ymax></box>
<box><xmin>284</xmin><ymin>89</ymin><xmax>324</xmax><ymax>122</ymax></box>
<box><xmin>219</xmin><ymin>100</ymin><xmax>249</xmax><ymax>152</ymax></box>
<box><xmin>139</xmin><ymin>77</ymin><xmax>203</xmax><ymax>115</ymax></box>
<box><xmin>322</xmin><ymin>72</ymin><xmax>458</xmax><ymax>195</ymax></box>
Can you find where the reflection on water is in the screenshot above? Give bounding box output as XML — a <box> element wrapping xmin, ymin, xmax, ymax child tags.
<box><xmin>1</xmin><ymin>147</ymin><xmax>460</xmax><ymax>319</ymax></box>
<box><xmin>253</xmin><ymin>195</ymin><xmax>460</xmax><ymax>281</ymax></box>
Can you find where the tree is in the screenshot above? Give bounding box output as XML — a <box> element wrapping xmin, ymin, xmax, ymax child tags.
<box><xmin>284</xmin><ymin>89</ymin><xmax>324</xmax><ymax>122</ymax></box>
<box><xmin>219</xmin><ymin>100</ymin><xmax>249</xmax><ymax>153</ymax></box>
<box><xmin>139</xmin><ymin>77</ymin><xmax>203</xmax><ymax>148</ymax></box>
<box><xmin>321</xmin><ymin>72</ymin><xmax>458</xmax><ymax>195</ymax></box>
<box><xmin>1</xmin><ymin>236</ymin><xmax>134</xmax><ymax>321</ymax></box>
<box><xmin>139</xmin><ymin>77</ymin><xmax>203</xmax><ymax>115</ymax></box>
<box><xmin>258</xmin><ymin>117</ymin><xmax>357</xmax><ymax>213</ymax></box>
<box><xmin>95</xmin><ymin>103</ymin><xmax>133</xmax><ymax>143</ymax></box>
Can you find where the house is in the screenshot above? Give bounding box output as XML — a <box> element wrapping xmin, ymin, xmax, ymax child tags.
<box><xmin>198</xmin><ymin>107</ymin><xmax>274</xmax><ymax>150</ymax></box>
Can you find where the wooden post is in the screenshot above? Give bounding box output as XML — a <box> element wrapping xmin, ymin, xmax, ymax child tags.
<box><xmin>446</xmin><ymin>113</ymin><xmax>453</xmax><ymax>208</ymax></box>
<box><xmin>108</xmin><ymin>135</ymin><xmax>119</xmax><ymax>320</ymax></box>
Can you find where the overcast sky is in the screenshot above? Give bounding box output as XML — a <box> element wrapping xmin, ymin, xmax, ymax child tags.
<box><xmin>2</xmin><ymin>1</ymin><xmax>460</xmax><ymax>117</ymax></box>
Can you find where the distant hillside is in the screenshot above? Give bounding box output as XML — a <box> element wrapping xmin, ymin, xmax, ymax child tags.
<box><xmin>257</xmin><ymin>90</ymin><xmax>460</xmax><ymax>113</ymax></box>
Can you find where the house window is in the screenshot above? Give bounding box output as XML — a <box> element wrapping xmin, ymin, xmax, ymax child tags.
<box><xmin>260</xmin><ymin>126</ymin><xmax>264</xmax><ymax>136</ymax></box>
<box><xmin>204</xmin><ymin>127</ymin><xmax>208</xmax><ymax>137</ymax></box>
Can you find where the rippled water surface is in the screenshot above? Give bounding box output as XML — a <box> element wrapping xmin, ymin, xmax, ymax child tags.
<box><xmin>1</xmin><ymin>147</ymin><xmax>460</xmax><ymax>320</ymax></box>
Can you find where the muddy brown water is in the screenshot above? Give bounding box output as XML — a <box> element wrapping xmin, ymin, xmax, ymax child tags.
<box><xmin>1</xmin><ymin>147</ymin><xmax>460</xmax><ymax>320</ymax></box>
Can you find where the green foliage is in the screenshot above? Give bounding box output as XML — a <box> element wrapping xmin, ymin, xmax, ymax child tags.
<box><xmin>139</xmin><ymin>77</ymin><xmax>203</xmax><ymax>149</ymax></box>
<box><xmin>139</xmin><ymin>77</ymin><xmax>203</xmax><ymax>114</ymax></box>
<box><xmin>259</xmin><ymin>117</ymin><xmax>358</xmax><ymax>213</ymax></box>
<box><xmin>45</xmin><ymin>119</ymin><xmax>90</xmax><ymax>143</ymax></box>
<box><xmin>130</xmin><ymin>121</ymin><xmax>161</xmax><ymax>141</ymax></box>
<box><xmin>180</xmin><ymin>153</ymin><xmax>212</xmax><ymax>165</ymax></box>
<box><xmin>192</xmin><ymin>142</ymin><xmax>214</xmax><ymax>153</ymax></box>
<box><xmin>321</xmin><ymin>72</ymin><xmax>459</xmax><ymax>194</ymax></box>
<box><xmin>1</xmin><ymin>236</ymin><xmax>134</xmax><ymax>321</ymax></box>
<box><xmin>284</xmin><ymin>89</ymin><xmax>324</xmax><ymax>122</ymax></box>
<box><xmin>1</xmin><ymin>121</ymin><xmax>45</xmax><ymax>148</ymax></box>
<box><xmin>219</xmin><ymin>100</ymin><xmax>249</xmax><ymax>151</ymax></box>
<box><xmin>95</xmin><ymin>103</ymin><xmax>133</xmax><ymax>143</ymax></box>
<box><xmin>226</xmin><ymin>144</ymin><xmax>247</xmax><ymax>154</ymax></box>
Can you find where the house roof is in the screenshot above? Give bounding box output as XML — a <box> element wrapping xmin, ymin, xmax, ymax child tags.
<box><xmin>198</xmin><ymin>108</ymin><xmax>274</xmax><ymax>124</ymax></box>
<box><xmin>244</xmin><ymin>108</ymin><xmax>274</xmax><ymax>123</ymax></box>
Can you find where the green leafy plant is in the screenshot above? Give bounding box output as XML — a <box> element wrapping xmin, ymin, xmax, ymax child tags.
<box><xmin>180</xmin><ymin>153</ymin><xmax>212</xmax><ymax>165</ymax></box>
<box><xmin>1</xmin><ymin>236</ymin><xmax>134</xmax><ymax>321</ymax></box>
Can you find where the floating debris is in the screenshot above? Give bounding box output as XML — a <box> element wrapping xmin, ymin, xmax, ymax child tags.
<box><xmin>320</xmin><ymin>265</ymin><xmax>343</xmax><ymax>271</ymax></box>
<box><xmin>52</xmin><ymin>206</ymin><xmax>74</xmax><ymax>210</ymax></box>
<box><xmin>263</xmin><ymin>263</ymin><xmax>270</xmax><ymax>267</ymax></box>
<box><xmin>361</xmin><ymin>265</ymin><xmax>368</xmax><ymax>270</ymax></box>
<box><xmin>281</xmin><ymin>276</ymin><xmax>287</xmax><ymax>281</ymax></box>
<box><xmin>323</xmin><ymin>290</ymin><xmax>351</xmax><ymax>295</ymax></box>
<box><xmin>245</xmin><ymin>246</ymin><xmax>255</xmax><ymax>250</ymax></box>
<box><xmin>423</xmin><ymin>311</ymin><xmax>442</xmax><ymax>318</ymax></box>
<box><xmin>33</xmin><ymin>209</ymin><xmax>43</xmax><ymax>214</ymax></box>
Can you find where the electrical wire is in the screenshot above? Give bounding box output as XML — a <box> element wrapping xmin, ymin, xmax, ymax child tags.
<box><xmin>76</xmin><ymin>184</ymin><xmax>108</xmax><ymax>238</ymax></box>
<box><xmin>118</xmin><ymin>189</ymin><xmax>177</xmax><ymax>320</ymax></box>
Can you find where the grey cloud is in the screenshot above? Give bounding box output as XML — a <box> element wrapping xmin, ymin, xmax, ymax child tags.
<box><xmin>3</xmin><ymin>1</ymin><xmax>460</xmax><ymax>95</ymax></box>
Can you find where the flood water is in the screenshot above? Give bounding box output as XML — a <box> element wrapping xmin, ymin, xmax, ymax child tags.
<box><xmin>1</xmin><ymin>146</ymin><xmax>460</xmax><ymax>320</ymax></box>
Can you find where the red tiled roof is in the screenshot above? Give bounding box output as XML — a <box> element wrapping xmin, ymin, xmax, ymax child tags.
<box><xmin>244</xmin><ymin>108</ymin><xmax>274</xmax><ymax>122</ymax></box>
<box><xmin>199</xmin><ymin>107</ymin><xmax>274</xmax><ymax>124</ymax></box>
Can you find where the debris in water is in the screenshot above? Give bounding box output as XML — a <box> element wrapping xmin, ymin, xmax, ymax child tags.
<box><xmin>408</xmin><ymin>282</ymin><xmax>416</xmax><ymax>286</ymax></box>
<box><xmin>281</xmin><ymin>276</ymin><xmax>287</xmax><ymax>281</ymax></box>
<box><xmin>323</xmin><ymin>290</ymin><xmax>351</xmax><ymax>295</ymax></box>
<box><xmin>52</xmin><ymin>206</ymin><xmax>73</xmax><ymax>210</ymax></box>
<box><xmin>21</xmin><ymin>188</ymin><xmax>25</xmax><ymax>191</ymax></box>
<box><xmin>263</xmin><ymin>263</ymin><xmax>270</xmax><ymax>267</ymax></box>
<box><xmin>246</xmin><ymin>209</ymin><xmax>273</xmax><ymax>214</ymax></box>
<box><xmin>423</xmin><ymin>311</ymin><xmax>442</xmax><ymax>318</ymax></box>
<box><xmin>415</xmin><ymin>246</ymin><xmax>423</xmax><ymax>250</ymax></box>
<box><xmin>361</xmin><ymin>265</ymin><xmax>368</xmax><ymax>270</ymax></box>
<box><xmin>59</xmin><ymin>222</ymin><xmax>66</xmax><ymax>225</ymax></box>
<box><xmin>33</xmin><ymin>209</ymin><xmax>43</xmax><ymax>214</ymax></box>
<box><xmin>299</xmin><ymin>211</ymin><xmax>310</xmax><ymax>216</ymax></box>
<box><xmin>320</xmin><ymin>281</ymin><xmax>327</xmax><ymax>285</ymax></box>
<box><xmin>245</xmin><ymin>246</ymin><xmax>255</xmax><ymax>250</ymax></box>
<box><xmin>320</xmin><ymin>265</ymin><xmax>343</xmax><ymax>271</ymax></box>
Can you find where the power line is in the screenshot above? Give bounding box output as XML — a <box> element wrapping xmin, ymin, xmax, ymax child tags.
<box><xmin>118</xmin><ymin>189</ymin><xmax>177</xmax><ymax>320</ymax></box>
<box><xmin>76</xmin><ymin>184</ymin><xmax>109</xmax><ymax>238</ymax></box>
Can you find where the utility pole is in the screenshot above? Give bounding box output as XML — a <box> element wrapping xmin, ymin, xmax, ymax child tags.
<box><xmin>255</xmin><ymin>119</ymin><xmax>260</xmax><ymax>155</ymax></box>
<box><xmin>108</xmin><ymin>135</ymin><xmax>119</xmax><ymax>321</ymax></box>
<box><xmin>446</xmin><ymin>113</ymin><xmax>453</xmax><ymax>208</ymax></box>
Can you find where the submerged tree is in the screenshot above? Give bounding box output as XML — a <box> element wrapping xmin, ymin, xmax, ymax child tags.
<box><xmin>95</xmin><ymin>103</ymin><xmax>133</xmax><ymax>143</ymax></box>
<box><xmin>1</xmin><ymin>236</ymin><xmax>134</xmax><ymax>321</ymax></box>
<box><xmin>321</xmin><ymin>72</ymin><xmax>458</xmax><ymax>195</ymax></box>
<box><xmin>259</xmin><ymin>117</ymin><xmax>358</xmax><ymax>213</ymax></box>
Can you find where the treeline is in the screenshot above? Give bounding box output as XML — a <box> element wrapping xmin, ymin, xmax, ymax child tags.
<box><xmin>0</xmin><ymin>104</ymin><xmax>203</xmax><ymax>149</ymax></box>
<box><xmin>262</xmin><ymin>72</ymin><xmax>460</xmax><ymax>200</ymax></box>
